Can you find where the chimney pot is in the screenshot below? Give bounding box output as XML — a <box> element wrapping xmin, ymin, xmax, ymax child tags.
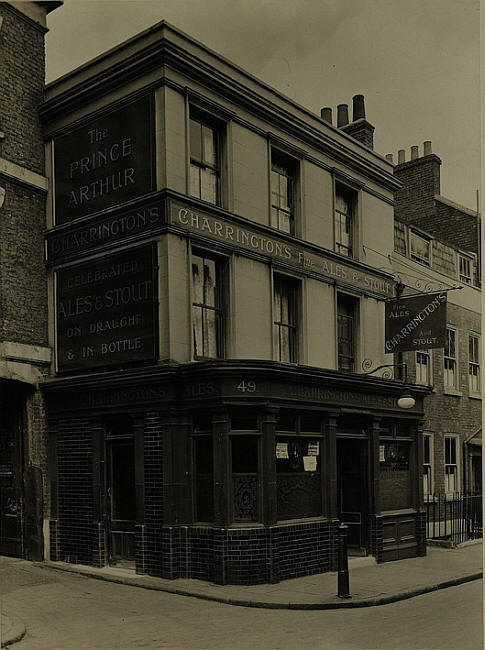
<box><xmin>423</xmin><ymin>140</ymin><xmax>432</xmax><ymax>156</ymax></box>
<box><xmin>352</xmin><ymin>94</ymin><xmax>366</xmax><ymax>121</ymax></box>
<box><xmin>320</xmin><ymin>107</ymin><xmax>333</xmax><ymax>125</ymax></box>
<box><xmin>337</xmin><ymin>104</ymin><xmax>349</xmax><ymax>127</ymax></box>
<box><xmin>411</xmin><ymin>145</ymin><xmax>419</xmax><ymax>160</ymax></box>
<box><xmin>398</xmin><ymin>149</ymin><xmax>405</xmax><ymax>164</ymax></box>
<box><xmin>385</xmin><ymin>153</ymin><xmax>394</xmax><ymax>163</ymax></box>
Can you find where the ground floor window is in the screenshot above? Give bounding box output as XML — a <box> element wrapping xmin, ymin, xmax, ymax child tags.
<box><xmin>276</xmin><ymin>436</ymin><xmax>322</xmax><ymax>520</ymax></box>
<box><xmin>231</xmin><ymin>435</ymin><xmax>259</xmax><ymax>522</ymax></box>
<box><xmin>444</xmin><ymin>436</ymin><xmax>459</xmax><ymax>495</ymax></box>
<box><xmin>379</xmin><ymin>441</ymin><xmax>411</xmax><ymax>510</ymax></box>
<box><xmin>423</xmin><ymin>434</ymin><xmax>432</xmax><ymax>497</ymax></box>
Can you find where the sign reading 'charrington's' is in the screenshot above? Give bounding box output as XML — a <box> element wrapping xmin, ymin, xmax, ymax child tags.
<box><xmin>53</xmin><ymin>95</ymin><xmax>154</xmax><ymax>225</ymax></box>
<box><xmin>385</xmin><ymin>292</ymin><xmax>447</xmax><ymax>353</ymax></box>
<box><xmin>170</xmin><ymin>202</ymin><xmax>394</xmax><ymax>297</ymax></box>
<box><xmin>55</xmin><ymin>244</ymin><xmax>158</xmax><ymax>373</ymax></box>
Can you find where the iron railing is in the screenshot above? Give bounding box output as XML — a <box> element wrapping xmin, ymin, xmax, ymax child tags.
<box><xmin>425</xmin><ymin>491</ymin><xmax>482</xmax><ymax>544</ymax></box>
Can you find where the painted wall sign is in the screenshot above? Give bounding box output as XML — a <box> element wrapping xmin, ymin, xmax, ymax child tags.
<box><xmin>54</xmin><ymin>95</ymin><xmax>155</xmax><ymax>224</ymax></box>
<box><xmin>55</xmin><ymin>244</ymin><xmax>158</xmax><ymax>372</ymax></box>
<box><xmin>170</xmin><ymin>201</ymin><xmax>394</xmax><ymax>297</ymax></box>
<box><xmin>46</xmin><ymin>198</ymin><xmax>163</xmax><ymax>262</ymax></box>
<box><xmin>385</xmin><ymin>292</ymin><xmax>447</xmax><ymax>353</ymax></box>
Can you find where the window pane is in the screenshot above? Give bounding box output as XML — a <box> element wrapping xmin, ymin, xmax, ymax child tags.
<box><xmin>202</xmin><ymin>125</ymin><xmax>217</xmax><ymax>167</ymax></box>
<box><xmin>279</xmin><ymin>210</ymin><xmax>291</xmax><ymax>233</ymax></box>
<box><xmin>279</xmin><ymin>326</ymin><xmax>291</xmax><ymax>362</ymax></box>
<box><xmin>192</xmin><ymin>305</ymin><xmax>203</xmax><ymax>357</ymax></box>
<box><xmin>202</xmin><ymin>308</ymin><xmax>218</xmax><ymax>358</ymax></box>
<box><xmin>202</xmin><ymin>259</ymin><xmax>217</xmax><ymax>307</ymax></box>
<box><xmin>232</xmin><ymin>435</ymin><xmax>258</xmax><ymax>473</ymax></box>
<box><xmin>189</xmin><ymin>164</ymin><xmax>201</xmax><ymax>198</ymax></box>
<box><xmin>190</xmin><ymin>118</ymin><xmax>202</xmax><ymax>160</ymax></box>
<box><xmin>200</xmin><ymin>168</ymin><xmax>217</xmax><ymax>204</ymax></box>
<box><xmin>192</xmin><ymin>257</ymin><xmax>204</xmax><ymax>304</ymax></box>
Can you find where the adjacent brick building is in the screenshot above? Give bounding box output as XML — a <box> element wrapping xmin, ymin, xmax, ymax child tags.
<box><xmin>390</xmin><ymin>143</ymin><xmax>481</xmax><ymax>504</ymax></box>
<box><xmin>39</xmin><ymin>21</ymin><xmax>433</xmax><ymax>585</ymax></box>
<box><xmin>0</xmin><ymin>1</ymin><xmax>61</xmax><ymax>560</ymax></box>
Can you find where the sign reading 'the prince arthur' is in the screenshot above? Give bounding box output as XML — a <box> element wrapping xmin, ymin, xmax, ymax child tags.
<box><xmin>385</xmin><ymin>292</ymin><xmax>447</xmax><ymax>353</ymax></box>
<box><xmin>53</xmin><ymin>95</ymin><xmax>154</xmax><ymax>225</ymax></box>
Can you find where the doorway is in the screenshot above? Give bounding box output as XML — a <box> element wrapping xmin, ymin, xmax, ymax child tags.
<box><xmin>106</xmin><ymin>438</ymin><xmax>136</xmax><ymax>567</ymax></box>
<box><xmin>337</xmin><ymin>438</ymin><xmax>369</xmax><ymax>554</ymax></box>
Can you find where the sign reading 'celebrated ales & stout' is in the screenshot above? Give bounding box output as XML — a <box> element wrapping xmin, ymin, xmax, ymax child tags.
<box><xmin>54</xmin><ymin>95</ymin><xmax>154</xmax><ymax>224</ymax></box>
<box><xmin>55</xmin><ymin>244</ymin><xmax>158</xmax><ymax>372</ymax></box>
<box><xmin>385</xmin><ymin>292</ymin><xmax>447</xmax><ymax>353</ymax></box>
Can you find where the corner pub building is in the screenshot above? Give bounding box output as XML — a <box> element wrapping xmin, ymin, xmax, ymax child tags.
<box><xmin>40</xmin><ymin>21</ymin><xmax>431</xmax><ymax>584</ymax></box>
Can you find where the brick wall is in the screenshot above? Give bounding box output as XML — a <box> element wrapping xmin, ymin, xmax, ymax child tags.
<box><xmin>56</xmin><ymin>418</ymin><xmax>94</xmax><ymax>564</ymax></box>
<box><xmin>144</xmin><ymin>412</ymin><xmax>164</xmax><ymax>576</ymax></box>
<box><xmin>0</xmin><ymin>5</ymin><xmax>46</xmax><ymax>174</ymax></box>
<box><xmin>394</xmin><ymin>155</ymin><xmax>441</xmax><ymax>225</ymax></box>
<box><xmin>403</xmin><ymin>303</ymin><xmax>481</xmax><ymax>494</ymax></box>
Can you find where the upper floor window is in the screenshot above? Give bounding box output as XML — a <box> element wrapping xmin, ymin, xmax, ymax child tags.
<box><xmin>409</xmin><ymin>230</ymin><xmax>431</xmax><ymax>266</ymax></box>
<box><xmin>189</xmin><ymin>109</ymin><xmax>221</xmax><ymax>205</ymax></box>
<box><xmin>271</xmin><ymin>150</ymin><xmax>297</xmax><ymax>235</ymax></box>
<box><xmin>273</xmin><ymin>275</ymin><xmax>298</xmax><ymax>363</ymax></box>
<box><xmin>416</xmin><ymin>350</ymin><xmax>431</xmax><ymax>385</ymax></box>
<box><xmin>334</xmin><ymin>184</ymin><xmax>355</xmax><ymax>257</ymax></box>
<box><xmin>192</xmin><ymin>252</ymin><xmax>226</xmax><ymax>359</ymax></box>
<box><xmin>469</xmin><ymin>333</ymin><xmax>480</xmax><ymax>393</ymax></box>
<box><xmin>444</xmin><ymin>327</ymin><xmax>457</xmax><ymax>389</ymax></box>
<box><xmin>337</xmin><ymin>293</ymin><xmax>358</xmax><ymax>372</ymax></box>
<box><xmin>459</xmin><ymin>253</ymin><xmax>473</xmax><ymax>285</ymax></box>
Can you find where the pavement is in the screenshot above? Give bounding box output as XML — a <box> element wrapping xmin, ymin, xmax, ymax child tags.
<box><xmin>1</xmin><ymin>540</ymin><xmax>482</xmax><ymax>648</ymax></box>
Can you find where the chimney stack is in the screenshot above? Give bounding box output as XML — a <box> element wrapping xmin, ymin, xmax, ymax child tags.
<box><xmin>338</xmin><ymin>94</ymin><xmax>375</xmax><ymax>149</ymax></box>
<box><xmin>385</xmin><ymin>153</ymin><xmax>394</xmax><ymax>163</ymax></box>
<box><xmin>423</xmin><ymin>140</ymin><xmax>432</xmax><ymax>156</ymax></box>
<box><xmin>337</xmin><ymin>104</ymin><xmax>349</xmax><ymax>127</ymax></box>
<box><xmin>320</xmin><ymin>107</ymin><xmax>333</xmax><ymax>125</ymax></box>
<box><xmin>352</xmin><ymin>94</ymin><xmax>366</xmax><ymax>121</ymax></box>
<box><xmin>411</xmin><ymin>145</ymin><xmax>419</xmax><ymax>160</ymax></box>
<box><xmin>398</xmin><ymin>149</ymin><xmax>405</xmax><ymax>164</ymax></box>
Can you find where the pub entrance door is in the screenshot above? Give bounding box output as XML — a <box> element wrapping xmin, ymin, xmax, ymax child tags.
<box><xmin>106</xmin><ymin>437</ymin><xmax>136</xmax><ymax>567</ymax></box>
<box><xmin>0</xmin><ymin>393</ymin><xmax>23</xmax><ymax>558</ymax></box>
<box><xmin>337</xmin><ymin>438</ymin><xmax>369</xmax><ymax>555</ymax></box>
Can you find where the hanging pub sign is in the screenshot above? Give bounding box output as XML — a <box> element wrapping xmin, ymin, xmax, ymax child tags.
<box><xmin>53</xmin><ymin>94</ymin><xmax>155</xmax><ymax>225</ymax></box>
<box><xmin>385</xmin><ymin>292</ymin><xmax>447</xmax><ymax>353</ymax></box>
<box><xmin>55</xmin><ymin>243</ymin><xmax>158</xmax><ymax>373</ymax></box>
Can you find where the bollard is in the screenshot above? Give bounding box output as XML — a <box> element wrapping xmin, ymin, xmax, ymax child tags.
<box><xmin>337</xmin><ymin>522</ymin><xmax>351</xmax><ymax>598</ymax></box>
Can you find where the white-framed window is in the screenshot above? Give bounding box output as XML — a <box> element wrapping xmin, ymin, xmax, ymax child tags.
<box><xmin>271</xmin><ymin>149</ymin><xmax>298</xmax><ymax>235</ymax></box>
<box><xmin>469</xmin><ymin>333</ymin><xmax>480</xmax><ymax>394</ymax></box>
<box><xmin>337</xmin><ymin>292</ymin><xmax>359</xmax><ymax>372</ymax></box>
<box><xmin>416</xmin><ymin>349</ymin><xmax>431</xmax><ymax>385</ymax></box>
<box><xmin>273</xmin><ymin>274</ymin><xmax>299</xmax><ymax>363</ymax></box>
<box><xmin>459</xmin><ymin>253</ymin><xmax>473</xmax><ymax>285</ymax></box>
<box><xmin>191</xmin><ymin>250</ymin><xmax>226</xmax><ymax>359</ymax></box>
<box><xmin>423</xmin><ymin>433</ymin><xmax>433</xmax><ymax>497</ymax></box>
<box><xmin>409</xmin><ymin>230</ymin><xmax>431</xmax><ymax>266</ymax></box>
<box><xmin>444</xmin><ymin>327</ymin><xmax>458</xmax><ymax>389</ymax></box>
<box><xmin>334</xmin><ymin>183</ymin><xmax>356</xmax><ymax>257</ymax></box>
<box><xmin>189</xmin><ymin>107</ymin><xmax>222</xmax><ymax>206</ymax></box>
<box><xmin>444</xmin><ymin>435</ymin><xmax>459</xmax><ymax>495</ymax></box>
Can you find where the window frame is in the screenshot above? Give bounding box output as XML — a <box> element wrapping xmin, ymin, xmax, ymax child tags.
<box><xmin>458</xmin><ymin>253</ymin><xmax>473</xmax><ymax>285</ymax></box>
<box><xmin>273</xmin><ymin>273</ymin><xmax>300</xmax><ymax>364</ymax></box>
<box><xmin>190</xmin><ymin>249</ymin><xmax>227</xmax><ymax>360</ymax></box>
<box><xmin>423</xmin><ymin>433</ymin><xmax>433</xmax><ymax>498</ymax></box>
<box><xmin>415</xmin><ymin>349</ymin><xmax>432</xmax><ymax>385</ymax></box>
<box><xmin>188</xmin><ymin>107</ymin><xmax>223</xmax><ymax>206</ymax></box>
<box><xmin>270</xmin><ymin>148</ymin><xmax>298</xmax><ymax>235</ymax></box>
<box><xmin>409</xmin><ymin>230</ymin><xmax>432</xmax><ymax>267</ymax></box>
<box><xmin>334</xmin><ymin>183</ymin><xmax>356</xmax><ymax>258</ymax></box>
<box><xmin>337</xmin><ymin>291</ymin><xmax>359</xmax><ymax>372</ymax></box>
<box><xmin>468</xmin><ymin>332</ymin><xmax>481</xmax><ymax>395</ymax></box>
<box><xmin>443</xmin><ymin>326</ymin><xmax>458</xmax><ymax>390</ymax></box>
<box><xmin>444</xmin><ymin>435</ymin><xmax>460</xmax><ymax>496</ymax></box>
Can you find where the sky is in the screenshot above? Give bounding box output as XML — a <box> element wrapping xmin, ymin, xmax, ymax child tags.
<box><xmin>45</xmin><ymin>0</ymin><xmax>481</xmax><ymax>211</ymax></box>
